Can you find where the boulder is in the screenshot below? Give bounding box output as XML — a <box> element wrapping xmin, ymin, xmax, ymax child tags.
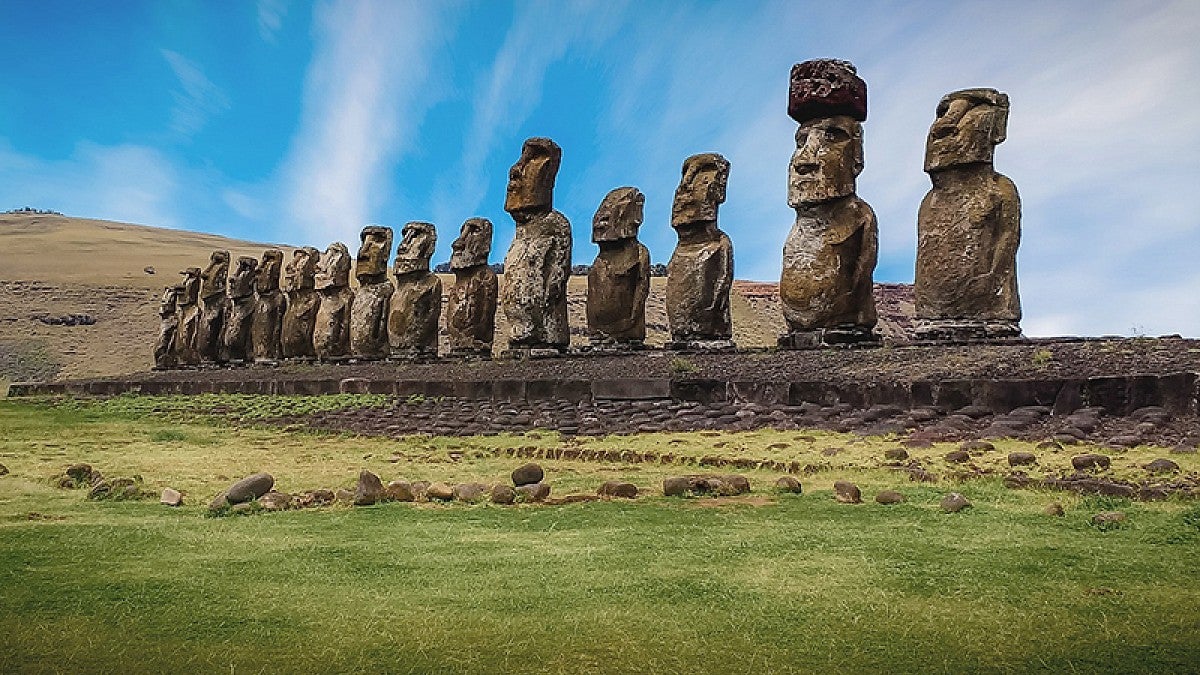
<box><xmin>1043</xmin><ymin>502</ymin><xmax>1065</xmax><ymax>517</ymax></box>
<box><xmin>875</xmin><ymin>490</ymin><xmax>904</xmax><ymax>505</ymax></box>
<box><xmin>960</xmin><ymin>440</ymin><xmax>995</xmax><ymax>453</ymax></box>
<box><xmin>663</xmin><ymin>476</ymin><xmax>690</xmax><ymax>497</ymax></box>
<box><xmin>720</xmin><ymin>475</ymin><xmax>751</xmax><ymax>495</ymax></box>
<box><xmin>940</xmin><ymin>492</ymin><xmax>972</xmax><ymax>513</ymax></box>
<box><xmin>944</xmin><ymin>450</ymin><xmax>971</xmax><ymax>463</ymax></box>
<box><xmin>385</xmin><ymin>480</ymin><xmax>415</xmax><ymax>502</ymax></box>
<box><xmin>353</xmin><ymin>470</ymin><xmax>384</xmax><ymax>506</ymax></box>
<box><xmin>452</xmin><ymin>482</ymin><xmax>489</xmax><ymax>503</ymax></box>
<box><xmin>259</xmin><ymin>491</ymin><xmax>292</xmax><ymax>511</ymax></box>
<box><xmin>833</xmin><ymin>480</ymin><xmax>861</xmax><ymax>504</ymax></box>
<box><xmin>1071</xmin><ymin>454</ymin><xmax>1111</xmax><ymax>471</ymax></box>
<box><xmin>511</xmin><ymin>463</ymin><xmax>545</xmax><ymax>487</ymax></box>
<box><xmin>598</xmin><ymin>481</ymin><xmax>639</xmax><ymax>499</ymax></box>
<box><xmin>226</xmin><ymin>472</ymin><xmax>275</xmax><ymax>504</ymax></box>
<box><xmin>515</xmin><ymin>482</ymin><xmax>551</xmax><ymax>503</ymax></box>
<box><xmin>1143</xmin><ymin>458</ymin><xmax>1180</xmax><ymax>474</ymax></box>
<box><xmin>884</xmin><ymin>448</ymin><xmax>909</xmax><ymax>461</ymax></box>
<box><xmin>774</xmin><ymin>476</ymin><xmax>803</xmax><ymax>494</ymax></box>
<box><xmin>1007</xmin><ymin>452</ymin><xmax>1037</xmax><ymax>467</ymax></box>
<box><xmin>209</xmin><ymin>492</ymin><xmax>230</xmax><ymax>511</ymax></box>
<box><xmin>160</xmin><ymin>488</ymin><xmax>183</xmax><ymax>507</ymax></box>
<box><xmin>294</xmin><ymin>489</ymin><xmax>335</xmax><ymax>508</ymax></box>
<box><xmin>491</xmin><ymin>484</ymin><xmax>516</xmax><ymax>505</ymax></box>
<box><xmin>426</xmin><ymin>482</ymin><xmax>454</xmax><ymax>501</ymax></box>
<box><xmin>1091</xmin><ymin>511</ymin><xmax>1127</xmax><ymax>526</ymax></box>
<box><xmin>88</xmin><ymin>477</ymin><xmax>140</xmax><ymax>501</ymax></box>
<box><xmin>410</xmin><ymin>480</ymin><xmax>431</xmax><ymax>500</ymax></box>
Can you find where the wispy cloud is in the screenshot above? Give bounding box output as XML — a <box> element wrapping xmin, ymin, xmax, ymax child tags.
<box><xmin>161</xmin><ymin>50</ymin><xmax>231</xmax><ymax>137</ymax></box>
<box><xmin>279</xmin><ymin>0</ymin><xmax>455</xmax><ymax>248</ymax></box>
<box><xmin>257</xmin><ymin>0</ymin><xmax>289</xmax><ymax>43</ymax></box>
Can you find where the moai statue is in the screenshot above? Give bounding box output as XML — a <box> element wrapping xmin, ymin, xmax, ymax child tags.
<box><xmin>222</xmin><ymin>256</ymin><xmax>258</xmax><ymax>363</ymax></box>
<box><xmin>250</xmin><ymin>249</ymin><xmax>285</xmax><ymax>363</ymax></box>
<box><xmin>350</xmin><ymin>226</ymin><xmax>394</xmax><ymax>359</ymax></box>
<box><xmin>174</xmin><ymin>267</ymin><xmax>202</xmax><ymax>366</ymax></box>
<box><xmin>499</xmin><ymin>137</ymin><xmax>572</xmax><ymax>354</ymax></box>
<box><xmin>778</xmin><ymin>59</ymin><xmax>878</xmax><ymax>348</ymax></box>
<box><xmin>587</xmin><ymin>187</ymin><xmax>650</xmax><ymax>349</ymax></box>
<box><xmin>446</xmin><ymin>217</ymin><xmax>498</xmax><ymax>357</ymax></box>
<box><xmin>281</xmin><ymin>246</ymin><xmax>320</xmax><ymax>360</ymax></box>
<box><xmin>197</xmin><ymin>250</ymin><xmax>230</xmax><ymax>363</ymax></box>
<box><xmin>666</xmin><ymin>153</ymin><xmax>734</xmax><ymax>349</ymax></box>
<box><xmin>388</xmin><ymin>221</ymin><xmax>442</xmax><ymax>359</ymax></box>
<box><xmin>313</xmin><ymin>242</ymin><xmax>354</xmax><ymax>360</ymax></box>
<box><xmin>914</xmin><ymin>88</ymin><xmax>1021</xmax><ymax>340</ymax></box>
<box><xmin>153</xmin><ymin>285</ymin><xmax>182</xmax><ymax>370</ymax></box>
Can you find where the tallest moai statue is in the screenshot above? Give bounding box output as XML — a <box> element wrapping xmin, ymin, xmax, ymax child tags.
<box><xmin>778</xmin><ymin>59</ymin><xmax>878</xmax><ymax>347</ymax></box>
<box><xmin>914</xmin><ymin>88</ymin><xmax>1021</xmax><ymax>340</ymax></box>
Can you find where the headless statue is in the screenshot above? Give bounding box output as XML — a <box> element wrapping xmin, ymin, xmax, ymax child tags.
<box><xmin>446</xmin><ymin>218</ymin><xmax>498</xmax><ymax>357</ymax></box>
<box><xmin>281</xmin><ymin>246</ymin><xmax>320</xmax><ymax>359</ymax></box>
<box><xmin>313</xmin><ymin>242</ymin><xmax>354</xmax><ymax>360</ymax></box>
<box><xmin>388</xmin><ymin>221</ymin><xmax>442</xmax><ymax>359</ymax></box>
<box><xmin>350</xmin><ymin>226</ymin><xmax>394</xmax><ymax>359</ymax></box>
<box><xmin>197</xmin><ymin>250</ymin><xmax>230</xmax><ymax>363</ymax></box>
<box><xmin>587</xmin><ymin>187</ymin><xmax>650</xmax><ymax>348</ymax></box>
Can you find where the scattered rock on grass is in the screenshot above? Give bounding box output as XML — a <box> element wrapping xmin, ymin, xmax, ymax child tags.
<box><xmin>1008</xmin><ymin>451</ymin><xmax>1037</xmax><ymax>467</ymax></box>
<box><xmin>884</xmin><ymin>448</ymin><xmax>908</xmax><ymax>461</ymax></box>
<box><xmin>512</xmin><ymin>463</ymin><xmax>544</xmax><ymax>487</ymax></box>
<box><xmin>940</xmin><ymin>492</ymin><xmax>972</xmax><ymax>513</ymax></box>
<box><xmin>334</xmin><ymin>488</ymin><xmax>355</xmax><ymax>504</ymax></box>
<box><xmin>452</xmin><ymin>482</ymin><xmax>489</xmax><ymax>503</ymax></box>
<box><xmin>226</xmin><ymin>472</ymin><xmax>275</xmax><ymax>504</ymax></box>
<box><xmin>663</xmin><ymin>476</ymin><xmax>689</xmax><ymax>497</ymax></box>
<box><xmin>944</xmin><ymin>450</ymin><xmax>971</xmax><ymax>463</ymax></box>
<box><xmin>1072</xmin><ymin>454</ymin><xmax>1111</xmax><ymax>471</ymax></box>
<box><xmin>875</xmin><ymin>490</ymin><xmax>904</xmax><ymax>505</ymax></box>
<box><xmin>385</xmin><ymin>480</ymin><xmax>415</xmax><ymax>502</ymax></box>
<box><xmin>88</xmin><ymin>477</ymin><xmax>141</xmax><ymax>501</ymax></box>
<box><xmin>259</xmin><ymin>491</ymin><xmax>292</xmax><ymax>511</ymax></box>
<box><xmin>160</xmin><ymin>488</ymin><xmax>183</xmax><ymax>507</ymax></box>
<box><xmin>426</xmin><ymin>482</ymin><xmax>454</xmax><ymax>501</ymax></box>
<box><xmin>65</xmin><ymin>463</ymin><xmax>99</xmax><ymax>486</ymax></box>
<box><xmin>598</xmin><ymin>481</ymin><xmax>638</xmax><ymax>499</ymax></box>
<box><xmin>1091</xmin><ymin>511</ymin><xmax>1127</xmax><ymax>526</ymax></box>
<box><xmin>0</xmin><ymin>463</ymin><xmax>9</xmax><ymax>476</ymax></box>
<box><xmin>294</xmin><ymin>489</ymin><xmax>335</xmax><ymax>508</ymax></box>
<box><xmin>515</xmin><ymin>482</ymin><xmax>550</xmax><ymax>503</ymax></box>
<box><xmin>774</xmin><ymin>476</ymin><xmax>802</xmax><ymax>494</ymax></box>
<box><xmin>720</xmin><ymin>475</ymin><xmax>751</xmax><ymax>495</ymax></box>
<box><xmin>1143</xmin><ymin>458</ymin><xmax>1180</xmax><ymax>474</ymax></box>
<box><xmin>833</xmin><ymin>480</ymin><xmax>862</xmax><ymax>504</ymax></box>
<box><xmin>353</xmin><ymin>470</ymin><xmax>384</xmax><ymax>506</ymax></box>
<box><xmin>491</xmin><ymin>484</ymin><xmax>516</xmax><ymax>505</ymax></box>
<box><xmin>1043</xmin><ymin>502</ymin><xmax>1065</xmax><ymax>517</ymax></box>
<box><xmin>960</xmin><ymin>440</ymin><xmax>995</xmax><ymax>453</ymax></box>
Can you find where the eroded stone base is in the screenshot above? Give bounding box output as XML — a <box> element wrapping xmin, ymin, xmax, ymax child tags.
<box><xmin>779</xmin><ymin>326</ymin><xmax>879</xmax><ymax>349</ymax></box>
<box><xmin>914</xmin><ymin>320</ymin><xmax>1022</xmax><ymax>342</ymax></box>
<box><xmin>501</xmin><ymin>346</ymin><xmax>568</xmax><ymax>360</ymax></box>
<box><xmin>665</xmin><ymin>339</ymin><xmax>737</xmax><ymax>353</ymax></box>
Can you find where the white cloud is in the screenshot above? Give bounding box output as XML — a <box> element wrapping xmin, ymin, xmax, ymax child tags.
<box><xmin>161</xmin><ymin>50</ymin><xmax>231</xmax><ymax>137</ymax></box>
<box><xmin>257</xmin><ymin>0</ymin><xmax>289</xmax><ymax>43</ymax></box>
<box><xmin>279</xmin><ymin>0</ymin><xmax>454</xmax><ymax>248</ymax></box>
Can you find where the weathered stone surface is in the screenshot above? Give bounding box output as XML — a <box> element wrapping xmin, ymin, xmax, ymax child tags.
<box><xmin>1043</xmin><ymin>502</ymin><xmax>1065</xmax><ymax>517</ymax></box>
<box><xmin>251</xmin><ymin>249</ymin><xmax>285</xmax><ymax>362</ymax></box>
<box><xmin>1144</xmin><ymin>458</ymin><xmax>1180</xmax><ymax>474</ymax></box>
<box><xmin>385</xmin><ymin>480</ymin><xmax>415</xmax><ymax>502</ymax></box>
<box><xmin>452</xmin><ymin>482</ymin><xmax>489</xmax><ymax>503</ymax></box>
<box><xmin>313</xmin><ymin>242</ymin><xmax>354</xmax><ymax>360</ymax></box>
<box><xmin>587</xmin><ymin>187</ymin><xmax>650</xmax><ymax>346</ymax></box>
<box><xmin>667</xmin><ymin>153</ymin><xmax>734</xmax><ymax>345</ymax></box>
<box><xmin>515</xmin><ymin>482</ymin><xmax>551</xmax><ymax>502</ymax></box>
<box><xmin>447</xmin><ymin>218</ymin><xmax>497</xmax><ymax>356</ymax></box>
<box><xmin>833</xmin><ymin>479</ymin><xmax>862</xmax><ymax>503</ymax></box>
<box><xmin>160</xmin><ymin>487</ymin><xmax>183</xmax><ymax>506</ymax></box>
<box><xmin>490</xmin><ymin>484</ymin><xmax>516</xmax><ymax>505</ymax></box>
<box><xmin>915</xmin><ymin>88</ymin><xmax>1021</xmax><ymax>339</ymax></box>
<box><xmin>197</xmin><ymin>250</ymin><xmax>229</xmax><ymax>363</ymax></box>
<box><xmin>598</xmin><ymin>480</ymin><xmax>639</xmax><ymax>498</ymax></box>
<box><xmin>500</xmin><ymin>138</ymin><xmax>572</xmax><ymax>351</ymax></box>
<box><xmin>226</xmin><ymin>472</ymin><xmax>274</xmax><ymax>504</ymax></box>
<box><xmin>940</xmin><ymin>492</ymin><xmax>972</xmax><ymax>513</ymax></box>
<box><xmin>1072</xmin><ymin>453</ymin><xmax>1111</xmax><ymax>471</ymax></box>
<box><xmin>961</xmin><ymin>440</ymin><xmax>996</xmax><ymax>452</ymax></box>
<box><xmin>153</xmin><ymin>285</ymin><xmax>182</xmax><ymax>369</ymax></box>
<box><xmin>281</xmin><ymin>246</ymin><xmax>320</xmax><ymax>359</ymax></box>
<box><xmin>1008</xmin><ymin>451</ymin><xmax>1037</xmax><ymax>466</ymax></box>
<box><xmin>0</xmin><ymin>463</ymin><xmax>8</xmax><ymax>477</ymax></box>
<box><xmin>1092</xmin><ymin>511</ymin><xmax>1127</xmax><ymax>526</ymax></box>
<box><xmin>88</xmin><ymin>477</ymin><xmax>140</xmax><ymax>501</ymax></box>
<box><xmin>209</xmin><ymin>492</ymin><xmax>230</xmax><ymax>511</ymax></box>
<box><xmin>721</xmin><ymin>474</ymin><xmax>751</xmax><ymax>495</ymax></box>
<box><xmin>175</xmin><ymin>267</ymin><xmax>202</xmax><ymax>365</ymax></box>
<box><xmin>663</xmin><ymin>476</ymin><xmax>690</xmax><ymax>497</ymax></box>
<box><xmin>944</xmin><ymin>450</ymin><xmax>971</xmax><ymax>463</ymax></box>
<box><xmin>65</xmin><ymin>463</ymin><xmax>99</xmax><ymax>486</ymax></box>
<box><xmin>221</xmin><ymin>256</ymin><xmax>257</xmax><ymax>363</ymax></box>
<box><xmin>884</xmin><ymin>447</ymin><xmax>909</xmax><ymax>461</ymax></box>
<box><xmin>294</xmin><ymin>489</ymin><xmax>335</xmax><ymax>508</ymax></box>
<box><xmin>780</xmin><ymin>73</ymin><xmax>877</xmax><ymax>345</ymax></box>
<box><xmin>788</xmin><ymin>59</ymin><xmax>867</xmax><ymax>124</ymax></box>
<box><xmin>351</xmin><ymin>226</ymin><xmax>394</xmax><ymax>359</ymax></box>
<box><xmin>259</xmin><ymin>491</ymin><xmax>292</xmax><ymax>511</ymax></box>
<box><xmin>426</xmin><ymin>482</ymin><xmax>454</xmax><ymax>501</ymax></box>
<box><xmin>354</xmin><ymin>470</ymin><xmax>385</xmax><ymax>506</ymax></box>
<box><xmin>512</xmin><ymin>463</ymin><xmax>544</xmax><ymax>487</ymax></box>
<box><xmin>774</xmin><ymin>476</ymin><xmax>803</xmax><ymax>493</ymax></box>
<box><xmin>388</xmin><ymin>222</ymin><xmax>442</xmax><ymax>358</ymax></box>
<box><xmin>875</xmin><ymin>490</ymin><xmax>904</xmax><ymax>505</ymax></box>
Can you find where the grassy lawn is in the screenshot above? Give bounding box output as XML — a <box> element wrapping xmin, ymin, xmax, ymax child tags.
<box><xmin>1</xmin><ymin>397</ymin><xmax>1198</xmax><ymax>673</ymax></box>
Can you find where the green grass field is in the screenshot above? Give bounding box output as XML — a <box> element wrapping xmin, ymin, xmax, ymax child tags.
<box><xmin>1</xmin><ymin>397</ymin><xmax>1198</xmax><ymax>673</ymax></box>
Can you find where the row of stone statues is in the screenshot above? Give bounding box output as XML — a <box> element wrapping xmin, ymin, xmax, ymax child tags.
<box><xmin>154</xmin><ymin>58</ymin><xmax>1021</xmax><ymax>368</ymax></box>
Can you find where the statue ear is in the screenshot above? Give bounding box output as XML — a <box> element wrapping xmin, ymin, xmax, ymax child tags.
<box><xmin>852</xmin><ymin>122</ymin><xmax>865</xmax><ymax>176</ymax></box>
<box><xmin>990</xmin><ymin>104</ymin><xmax>1009</xmax><ymax>145</ymax></box>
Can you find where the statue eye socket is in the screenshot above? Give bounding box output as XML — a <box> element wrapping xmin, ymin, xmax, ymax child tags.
<box><xmin>825</xmin><ymin>128</ymin><xmax>849</xmax><ymax>142</ymax></box>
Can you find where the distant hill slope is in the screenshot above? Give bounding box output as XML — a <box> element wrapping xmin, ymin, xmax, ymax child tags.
<box><xmin>0</xmin><ymin>213</ymin><xmax>913</xmax><ymax>382</ymax></box>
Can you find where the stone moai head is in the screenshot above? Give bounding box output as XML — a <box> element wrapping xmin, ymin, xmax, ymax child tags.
<box><xmin>450</xmin><ymin>217</ymin><xmax>493</xmax><ymax>270</ymax></box>
<box><xmin>229</xmin><ymin>256</ymin><xmax>258</xmax><ymax>299</ymax></box>
<box><xmin>787</xmin><ymin>59</ymin><xmax>867</xmax><ymax>207</ymax></box>
<box><xmin>315</xmin><ymin>242</ymin><xmax>351</xmax><ymax>290</ymax></box>
<box><xmin>593</xmin><ymin>187</ymin><xmax>645</xmax><ymax>243</ymax></box>
<box><xmin>671</xmin><ymin>153</ymin><xmax>730</xmax><ymax>228</ymax></box>
<box><xmin>256</xmin><ymin>249</ymin><xmax>283</xmax><ymax>294</ymax></box>
<box><xmin>200</xmin><ymin>250</ymin><xmax>230</xmax><ymax>299</ymax></box>
<box><xmin>356</xmin><ymin>226</ymin><xmax>393</xmax><ymax>280</ymax></box>
<box><xmin>284</xmin><ymin>246</ymin><xmax>320</xmax><ymax>292</ymax></box>
<box><xmin>179</xmin><ymin>267</ymin><xmax>201</xmax><ymax>306</ymax></box>
<box><xmin>160</xmin><ymin>285</ymin><xmax>182</xmax><ymax>316</ymax></box>
<box><xmin>924</xmin><ymin>88</ymin><xmax>1010</xmax><ymax>173</ymax></box>
<box><xmin>393</xmin><ymin>221</ymin><xmax>437</xmax><ymax>275</ymax></box>
<box><xmin>504</xmin><ymin>137</ymin><xmax>561</xmax><ymax>215</ymax></box>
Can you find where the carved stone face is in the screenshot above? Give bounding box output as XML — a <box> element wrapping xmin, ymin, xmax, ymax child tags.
<box><xmin>284</xmin><ymin>247</ymin><xmax>320</xmax><ymax>291</ymax></box>
<box><xmin>315</xmin><ymin>242</ymin><xmax>351</xmax><ymax>290</ymax></box>
<box><xmin>256</xmin><ymin>249</ymin><xmax>283</xmax><ymax>294</ymax></box>
<box><xmin>178</xmin><ymin>268</ymin><xmax>201</xmax><ymax>305</ymax></box>
<box><xmin>450</xmin><ymin>217</ymin><xmax>492</xmax><ymax>270</ymax></box>
<box><xmin>671</xmin><ymin>153</ymin><xmax>729</xmax><ymax>228</ymax></box>
<box><xmin>788</xmin><ymin>59</ymin><xmax>867</xmax><ymax>124</ymax></box>
<box><xmin>924</xmin><ymin>88</ymin><xmax>1009</xmax><ymax>173</ymax></box>
<box><xmin>593</xmin><ymin>187</ymin><xmax>644</xmax><ymax>243</ymax></box>
<box><xmin>393</xmin><ymin>222</ymin><xmax>437</xmax><ymax>276</ymax></box>
<box><xmin>229</xmin><ymin>257</ymin><xmax>258</xmax><ymax>298</ymax></box>
<box><xmin>200</xmin><ymin>250</ymin><xmax>230</xmax><ymax>299</ymax></box>
<box><xmin>356</xmin><ymin>226</ymin><xmax>392</xmax><ymax>279</ymax></box>
<box><xmin>788</xmin><ymin>115</ymin><xmax>863</xmax><ymax>207</ymax></box>
<box><xmin>504</xmin><ymin>137</ymin><xmax>561</xmax><ymax>215</ymax></box>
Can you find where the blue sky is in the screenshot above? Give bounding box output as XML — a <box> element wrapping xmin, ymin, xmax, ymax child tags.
<box><xmin>2</xmin><ymin>0</ymin><xmax>1198</xmax><ymax>337</ymax></box>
